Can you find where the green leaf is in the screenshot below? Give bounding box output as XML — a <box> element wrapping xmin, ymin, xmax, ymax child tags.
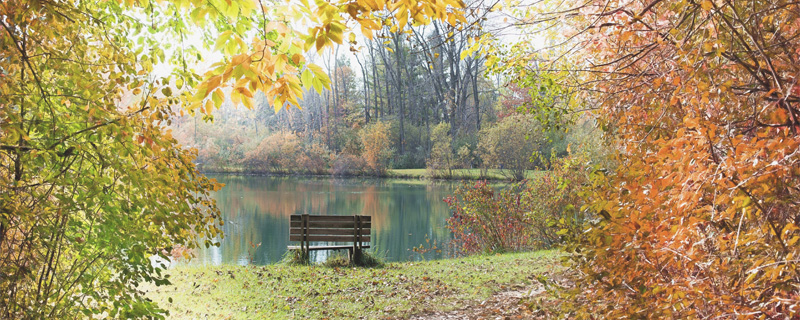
<box><xmin>212</xmin><ymin>89</ymin><xmax>224</xmax><ymax>107</ymax></box>
<box><xmin>301</xmin><ymin>69</ymin><xmax>313</xmax><ymax>88</ymax></box>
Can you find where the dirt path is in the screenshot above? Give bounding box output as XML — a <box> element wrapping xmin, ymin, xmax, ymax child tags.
<box><xmin>408</xmin><ymin>283</ymin><xmax>549</xmax><ymax>320</ymax></box>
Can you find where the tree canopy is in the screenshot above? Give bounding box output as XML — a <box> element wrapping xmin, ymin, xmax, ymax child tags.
<box><xmin>485</xmin><ymin>0</ymin><xmax>800</xmax><ymax>317</ymax></box>
<box><xmin>0</xmin><ymin>0</ymin><xmax>466</xmax><ymax>317</ymax></box>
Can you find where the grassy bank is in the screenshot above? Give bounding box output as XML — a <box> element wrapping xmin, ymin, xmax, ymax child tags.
<box><xmin>199</xmin><ymin>166</ymin><xmax>544</xmax><ymax>182</ymax></box>
<box><xmin>144</xmin><ymin>250</ymin><xmax>562</xmax><ymax>319</ymax></box>
<box><xmin>388</xmin><ymin>168</ymin><xmax>544</xmax><ymax>180</ymax></box>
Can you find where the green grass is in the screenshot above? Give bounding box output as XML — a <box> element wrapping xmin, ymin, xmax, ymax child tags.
<box><xmin>388</xmin><ymin>169</ymin><xmax>544</xmax><ymax>181</ymax></box>
<box><xmin>144</xmin><ymin>250</ymin><xmax>562</xmax><ymax>319</ymax></box>
<box><xmin>387</xmin><ymin>168</ymin><xmax>429</xmax><ymax>178</ymax></box>
<box><xmin>199</xmin><ymin>166</ymin><xmax>543</xmax><ymax>182</ymax></box>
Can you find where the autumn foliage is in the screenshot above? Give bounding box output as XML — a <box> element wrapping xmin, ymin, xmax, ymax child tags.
<box><xmin>0</xmin><ymin>0</ymin><xmax>468</xmax><ymax>317</ymax></box>
<box><xmin>445</xmin><ymin>156</ymin><xmax>590</xmax><ymax>255</ymax></box>
<box><xmin>536</xmin><ymin>0</ymin><xmax>800</xmax><ymax>317</ymax></box>
<box><xmin>445</xmin><ymin>181</ymin><xmax>539</xmax><ymax>255</ymax></box>
<box><xmin>359</xmin><ymin>121</ymin><xmax>393</xmax><ymax>175</ymax></box>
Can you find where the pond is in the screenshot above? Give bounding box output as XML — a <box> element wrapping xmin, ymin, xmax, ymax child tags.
<box><xmin>188</xmin><ymin>175</ymin><xmax>460</xmax><ymax>265</ymax></box>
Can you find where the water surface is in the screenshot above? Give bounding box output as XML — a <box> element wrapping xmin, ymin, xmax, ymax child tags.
<box><xmin>190</xmin><ymin>175</ymin><xmax>458</xmax><ymax>265</ymax></box>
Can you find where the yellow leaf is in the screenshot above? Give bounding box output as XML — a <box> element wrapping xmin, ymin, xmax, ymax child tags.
<box><xmin>447</xmin><ymin>14</ymin><xmax>456</xmax><ymax>26</ymax></box>
<box><xmin>231</xmin><ymin>54</ymin><xmax>249</xmax><ymax>66</ymax></box>
<box><xmin>204</xmin><ymin>99</ymin><xmax>213</xmax><ymax>114</ymax></box>
<box><xmin>328</xmin><ymin>30</ymin><xmax>342</xmax><ymax>44</ymax></box>
<box><xmin>315</xmin><ymin>36</ymin><xmax>325</xmax><ymax>51</ymax></box>
<box><xmin>301</xmin><ymin>69</ymin><xmax>313</xmax><ymax>88</ymax></box>
<box><xmin>215</xmin><ymin>30</ymin><xmax>233</xmax><ymax>51</ymax></box>
<box><xmin>701</xmin><ymin>0</ymin><xmax>712</xmax><ymax>11</ymax></box>
<box><xmin>242</xmin><ymin>96</ymin><xmax>254</xmax><ymax>109</ymax></box>
<box><xmin>235</xmin><ymin>87</ymin><xmax>254</xmax><ymax>99</ymax></box>
<box><xmin>361</xmin><ymin>26</ymin><xmax>374</xmax><ymax>39</ymax></box>
<box><xmin>212</xmin><ymin>89</ymin><xmax>224</xmax><ymax>107</ymax></box>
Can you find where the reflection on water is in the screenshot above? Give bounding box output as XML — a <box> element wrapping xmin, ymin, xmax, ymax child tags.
<box><xmin>189</xmin><ymin>175</ymin><xmax>457</xmax><ymax>265</ymax></box>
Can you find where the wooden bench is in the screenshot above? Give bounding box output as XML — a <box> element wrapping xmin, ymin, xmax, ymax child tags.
<box><xmin>288</xmin><ymin>214</ymin><xmax>371</xmax><ymax>262</ymax></box>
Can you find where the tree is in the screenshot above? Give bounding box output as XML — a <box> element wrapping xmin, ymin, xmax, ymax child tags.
<box><xmin>360</xmin><ymin>121</ymin><xmax>393</xmax><ymax>175</ymax></box>
<box><xmin>0</xmin><ymin>0</ymin><xmax>467</xmax><ymax>318</ymax></box>
<box><xmin>428</xmin><ymin>122</ymin><xmax>455</xmax><ymax>177</ymax></box>
<box><xmin>478</xmin><ymin>114</ymin><xmax>544</xmax><ymax>180</ymax></box>
<box><xmin>0</xmin><ymin>2</ymin><xmax>224</xmax><ymax>317</ymax></box>
<box><xmin>495</xmin><ymin>0</ymin><xmax>800</xmax><ymax>317</ymax></box>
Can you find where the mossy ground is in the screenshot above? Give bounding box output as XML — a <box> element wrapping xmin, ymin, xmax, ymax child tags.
<box><xmin>144</xmin><ymin>250</ymin><xmax>562</xmax><ymax>319</ymax></box>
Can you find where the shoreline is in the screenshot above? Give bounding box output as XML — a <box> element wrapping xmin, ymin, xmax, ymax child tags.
<box><xmin>197</xmin><ymin>167</ymin><xmax>543</xmax><ymax>182</ymax></box>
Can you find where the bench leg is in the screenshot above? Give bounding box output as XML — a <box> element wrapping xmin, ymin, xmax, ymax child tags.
<box><xmin>351</xmin><ymin>246</ymin><xmax>364</xmax><ymax>265</ymax></box>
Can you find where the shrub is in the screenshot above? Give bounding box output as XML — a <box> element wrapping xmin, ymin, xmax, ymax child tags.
<box><xmin>332</xmin><ymin>153</ymin><xmax>368</xmax><ymax>176</ymax></box>
<box><xmin>360</xmin><ymin>121</ymin><xmax>393</xmax><ymax>176</ymax></box>
<box><xmin>242</xmin><ymin>133</ymin><xmax>298</xmax><ymax>172</ymax></box>
<box><xmin>456</xmin><ymin>145</ymin><xmax>474</xmax><ymax>169</ymax></box>
<box><xmin>323</xmin><ymin>251</ymin><xmax>384</xmax><ymax>268</ymax></box>
<box><xmin>550</xmin><ymin>1</ymin><xmax>800</xmax><ymax>317</ymax></box>
<box><xmin>297</xmin><ymin>142</ymin><xmax>333</xmax><ymax>174</ymax></box>
<box><xmin>525</xmin><ymin>155</ymin><xmax>591</xmax><ymax>247</ymax></box>
<box><xmin>478</xmin><ymin>114</ymin><xmax>545</xmax><ymax>180</ymax></box>
<box><xmin>445</xmin><ymin>155</ymin><xmax>590</xmax><ymax>255</ymax></box>
<box><xmin>241</xmin><ymin>132</ymin><xmax>334</xmax><ymax>174</ymax></box>
<box><xmin>445</xmin><ymin>181</ymin><xmax>538</xmax><ymax>255</ymax></box>
<box><xmin>427</xmin><ymin>122</ymin><xmax>455</xmax><ymax>178</ymax></box>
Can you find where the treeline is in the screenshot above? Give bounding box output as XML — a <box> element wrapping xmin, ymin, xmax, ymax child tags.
<box><xmin>172</xmin><ymin>93</ymin><xmax>603</xmax><ymax>178</ymax></box>
<box><xmin>172</xmin><ymin>18</ymin><xmax>603</xmax><ymax>177</ymax></box>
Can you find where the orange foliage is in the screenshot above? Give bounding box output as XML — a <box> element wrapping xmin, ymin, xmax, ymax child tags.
<box><xmin>556</xmin><ymin>0</ymin><xmax>800</xmax><ymax>317</ymax></box>
<box><xmin>360</xmin><ymin>121</ymin><xmax>393</xmax><ymax>175</ymax></box>
<box><xmin>242</xmin><ymin>133</ymin><xmax>302</xmax><ymax>172</ymax></box>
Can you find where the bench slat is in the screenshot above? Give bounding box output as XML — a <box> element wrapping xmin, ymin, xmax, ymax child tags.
<box><xmin>289</xmin><ymin>235</ymin><xmax>371</xmax><ymax>242</ymax></box>
<box><xmin>290</xmin><ymin>221</ymin><xmax>372</xmax><ymax>229</ymax></box>
<box><xmin>290</xmin><ymin>215</ymin><xmax>371</xmax><ymax>222</ymax></box>
<box><xmin>290</xmin><ymin>228</ymin><xmax>370</xmax><ymax>236</ymax></box>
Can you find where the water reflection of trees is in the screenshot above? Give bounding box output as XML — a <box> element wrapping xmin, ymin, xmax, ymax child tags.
<box><xmin>193</xmin><ymin>176</ymin><xmax>456</xmax><ymax>264</ymax></box>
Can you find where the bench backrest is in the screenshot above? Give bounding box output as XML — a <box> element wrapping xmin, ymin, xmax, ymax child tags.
<box><xmin>289</xmin><ymin>215</ymin><xmax>371</xmax><ymax>243</ymax></box>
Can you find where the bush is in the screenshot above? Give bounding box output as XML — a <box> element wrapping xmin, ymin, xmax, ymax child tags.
<box><xmin>360</xmin><ymin>121</ymin><xmax>393</xmax><ymax>175</ymax></box>
<box><xmin>445</xmin><ymin>155</ymin><xmax>589</xmax><ymax>255</ymax></box>
<box><xmin>241</xmin><ymin>133</ymin><xmax>334</xmax><ymax>174</ymax></box>
<box><xmin>525</xmin><ymin>155</ymin><xmax>591</xmax><ymax>247</ymax></box>
<box><xmin>478</xmin><ymin>114</ymin><xmax>545</xmax><ymax>180</ymax></box>
<box><xmin>281</xmin><ymin>249</ymin><xmax>309</xmax><ymax>265</ymax></box>
<box><xmin>445</xmin><ymin>181</ymin><xmax>538</xmax><ymax>255</ymax></box>
<box><xmin>323</xmin><ymin>251</ymin><xmax>384</xmax><ymax>268</ymax></box>
<box><xmin>453</xmin><ymin>133</ymin><xmax>478</xmax><ymax>169</ymax></box>
<box><xmin>297</xmin><ymin>142</ymin><xmax>333</xmax><ymax>175</ymax></box>
<box><xmin>332</xmin><ymin>153</ymin><xmax>368</xmax><ymax>176</ymax></box>
<box><xmin>242</xmin><ymin>133</ymin><xmax>299</xmax><ymax>172</ymax></box>
<box><xmin>427</xmin><ymin>122</ymin><xmax>455</xmax><ymax>178</ymax></box>
<box><xmin>456</xmin><ymin>145</ymin><xmax>474</xmax><ymax>169</ymax></box>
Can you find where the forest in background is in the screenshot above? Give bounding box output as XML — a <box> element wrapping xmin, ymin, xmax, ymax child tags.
<box><xmin>170</xmin><ymin>24</ymin><xmax>606</xmax><ymax>178</ymax></box>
